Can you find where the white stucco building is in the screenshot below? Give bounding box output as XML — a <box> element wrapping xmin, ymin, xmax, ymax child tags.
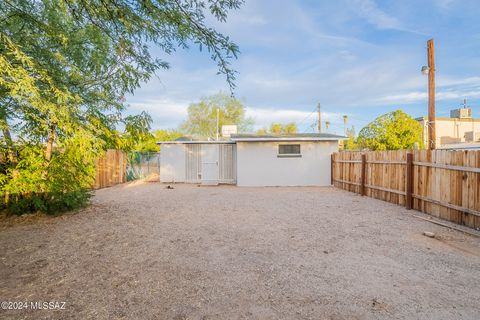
<box><xmin>158</xmin><ymin>133</ymin><xmax>345</xmax><ymax>187</ymax></box>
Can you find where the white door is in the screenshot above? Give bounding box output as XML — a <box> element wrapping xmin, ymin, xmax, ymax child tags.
<box><xmin>201</xmin><ymin>144</ymin><xmax>219</xmax><ymax>185</ymax></box>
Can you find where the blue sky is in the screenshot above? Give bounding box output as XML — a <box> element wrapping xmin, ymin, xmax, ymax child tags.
<box><xmin>126</xmin><ymin>0</ymin><xmax>480</xmax><ymax>135</ymax></box>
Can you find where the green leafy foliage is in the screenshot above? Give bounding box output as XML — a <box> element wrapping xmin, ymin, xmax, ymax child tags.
<box><xmin>270</xmin><ymin>123</ymin><xmax>297</xmax><ymax>134</ymax></box>
<box><xmin>114</xmin><ymin>111</ymin><xmax>156</xmax><ymax>151</ymax></box>
<box><xmin>181</xmin><ymin>93</ymin><xmax>253</xmax><ymax>138</ymax></box>
<box><xmin>126</xmin><ymin>129</ymin><xmax>184</xmax><ymax>152</ymax></box>
<box><xmin>342</xmin><ymin>126</ymin><xmax>358</xmax><ymax>150</ymax></box>
<box><xmin>154</xmin><ymin>129</ymin><xmax>183</xmax><ymax>143</ymax></box>
<box><xmin>1</xmin><ymin>131</ymin><xmax>98</xmax><ymax>214</ymax></box>
<box><xmin>257</xmin><ymin>123</ymin><xmax>298</xmax><ymax>134</ymax></box>
<box><xmin>0</xmin><ymin>0</ymin><xmax>241</xmax><ymax>214</ymax></box>
<box><xmin>357</xmin><ymin>110</ymin><xmax>424</xmax><ymax>150</ymax></box>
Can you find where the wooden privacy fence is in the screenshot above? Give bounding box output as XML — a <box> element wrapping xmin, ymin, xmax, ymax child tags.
<box><xmin>332</xmin><ymin>150</ymin><xmax>480</xmax><ymax>229</ymax></box>
<box><xmin>94</xmin><ymin>149</ymin><xmax>127</xmax><ymax>189</ymax></box>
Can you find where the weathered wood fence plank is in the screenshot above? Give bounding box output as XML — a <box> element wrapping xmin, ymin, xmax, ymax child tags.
<box><xmin>94</xmin><ymin>150</ymin><xmax>127</xmax><ymax>189</ymax></box>
<box><xmin>332</xmin><ymin>149</ymin><xmax>480</xmax><ymax>229</ymax></box>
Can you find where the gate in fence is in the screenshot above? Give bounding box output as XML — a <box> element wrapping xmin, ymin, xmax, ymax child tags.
<box><xmin>126</xmin><ymin>152</ymin><xmax>161</xmax><ymax>181</ymax></box>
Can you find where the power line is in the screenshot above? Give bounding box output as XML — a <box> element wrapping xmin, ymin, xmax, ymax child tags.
<box><xmin>296</xmin><ymin>107</ymin><xmax>317</xmax><ymax>128</ymax></box>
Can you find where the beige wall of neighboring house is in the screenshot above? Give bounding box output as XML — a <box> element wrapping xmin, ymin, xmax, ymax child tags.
<box><xmin>416</xmin><ymin>116</ymin><xmax>480</xmax><ymax>147</ymax></box>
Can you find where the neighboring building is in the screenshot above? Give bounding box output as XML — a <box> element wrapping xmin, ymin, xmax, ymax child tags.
<box><xmin>439</xmin><ymin>142</ymin><xmax>480</xmax><ymax>150</ymax></box>
<box><xmin>158</xmin><ymin>133</ymin><xmax>345</xmax><ymax>187</ymax></box>
<box><xmin>416</xmin><ymin>106</ymin><xmax>480</xmax><ymax>147</ymax></box>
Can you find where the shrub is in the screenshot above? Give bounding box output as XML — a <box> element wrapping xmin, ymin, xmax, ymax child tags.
<box><xmin>0</xmin><ymin>135</ymin><xmax>99</xmax><ymax>215</ymax></box>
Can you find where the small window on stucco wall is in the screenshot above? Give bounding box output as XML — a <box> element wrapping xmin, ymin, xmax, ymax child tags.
<box><xmin>278</xmin><ymin>144</ymin><xmax>301</xmax><ymax>157</ymax></box>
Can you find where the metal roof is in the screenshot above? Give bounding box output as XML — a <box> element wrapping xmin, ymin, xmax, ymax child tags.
<box><xmin>230</xmin><ymin>133</ymin><xmax>347</xmax><ymax>142</ymax></box>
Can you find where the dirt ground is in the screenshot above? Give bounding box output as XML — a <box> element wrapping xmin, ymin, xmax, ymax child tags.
<box><xmin>1</xmin><ymin>182</ymin><xmax>479</xmax><ymax>320</ymax></box>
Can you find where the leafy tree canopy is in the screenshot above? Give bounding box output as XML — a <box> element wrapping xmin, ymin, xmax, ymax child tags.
<box><xmin>271</xmin><ymin>122</ymin><xmax>297</xmax><ymax>134</ymax></box>
<box><xmin>180</xmin><ymin>92</ymin><xmax>253</xmax><ymax>138</ymax></box>
<box><xmin>257</xmin><ymin>122</ymin><xmax>298</xmax><ymax>134</ymax></box>
<box><xmin>154</xmin><ymin>129</ymin><xmax>183</xmax><ymax>143</ymax></box>
<box><xmin>357</xmin><ymin>110</ymin><xmax>424</xmax><ymax>150</ymax></box>
<box><xmin>0</xmin><ymin>0</ymin><xmax>241</xmax><ymax>214</ymax></box>
<box><xmin>129</xmin><ymin>129</ymin><xmax>183</xmax><ymax>152</ymax></box>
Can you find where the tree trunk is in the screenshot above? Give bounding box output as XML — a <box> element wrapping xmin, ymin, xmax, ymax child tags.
<box><xmin>0</xmin><ymin>113</ymin><xmax>16</xmax><ymax>209</ymax></box>
<box><xmin>0</xmin><ymin>109</ymin><xmax>17</xmax><ymax>165</ymax></box>
<box><xmin>2</xmin><ymin>127</ymin><xmax>17</xmax><ymax>165</ymax></box>
<box><xmin>45</xmin><ymin>124</ymin><xmax>56</xmax><ymax>161</ymax></box>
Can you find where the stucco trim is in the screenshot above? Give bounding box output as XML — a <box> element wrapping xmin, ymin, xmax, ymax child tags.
<box><xmin>231</xmin><ymin>137</ymin><xmax>346</xmax><ymax>142</ymax></box>
<box><xmin>157</xmin><ymin>141</ymin><xmax>235</xmax><ymax>145</ymax></box>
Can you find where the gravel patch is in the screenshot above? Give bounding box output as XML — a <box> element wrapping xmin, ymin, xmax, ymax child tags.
<box><xmin>1</xmin><ymin>182</ymin><xmax>479</xmax><ymax>319</ymax></box>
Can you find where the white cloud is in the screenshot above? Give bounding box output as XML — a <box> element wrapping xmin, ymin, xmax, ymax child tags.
<box><xmin>437</xmin><ymin>76</ymin><xmax>480</xmax><ymax>87</ymax></box>
<box><xmin>433</xmin><ymin>0</ymin><xmax>455</xmax><ymax>9</ymax></box>
<box><xmin>127</xmin><ymin>98</ymin><xmax>189</xmax><ymax>130</ymax></box>
<box><xmin>376</xmin><ymin>92</ymin><xmax>426</xmax><ymax>104</ymax></box>
<box><xmin>122</xmin><ymin>0</ymin><xmax>480</xmax><ymax>133</ymax></box>
<box><xmin>291</xmin><ymin>3</ymin><xmax>371</xmax><ymax>46</ymax></box>
<box><xmin>349</xmin><ymin>0</ymin><xmax>426</xmax><ymax>35</ymax></box>
<box><xmin>245</xmin><ymin>107</ymin><xmax>346</xmax><ymax>132</ymax></box>
<box><xmin>127</xmin><ymin>97</ymin><xmax>349</xmax><ymax>133</ymax></box>
<box><xmin>351</xmin><ymin>0</ymin><xmax>401</xmax><ymax>29</ymax></box>
<box><xmin>377</xmin><ymin>90</ymin><xmax>480</xmax><ymax>104</ymax></box>
<box><xmin>376</xmin><ymin>75</ymin><xmax>480</xmax><ymax>104</ymax></box>
<box><xmin>246</xmin><ymin>108</ymin><xmax>313</xmax><ymax>126</ymax></box>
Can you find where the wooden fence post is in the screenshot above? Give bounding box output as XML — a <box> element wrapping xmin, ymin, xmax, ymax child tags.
<box><xmin>406</xmin><ymin>152</ymin><xmax>414</xmax><ymax>210</ymax></box>
<box><xmin>331</xmin><ymin>153</ymin><xmax>334</xmax><ymax>185</ymax></box>
<box><xmin>360</xmin><ymin>154</ymin><xmax>366</xmax><ymax>196</ymax></box>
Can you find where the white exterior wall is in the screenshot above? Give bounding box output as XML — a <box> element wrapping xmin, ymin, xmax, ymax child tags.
<box><xmin>160</xmin><ymin>144</ymin><xmax>186</xmax><ymax>182</ymax></box>
<box><xmin>159</xmin><ymin>143</ymin><xmax>236</xmax><ymax>184</ymax></box>
<box><xmin>236</xmin><ymin>141</ymin><xmax>338</xmax><ymax>186</ymax></box>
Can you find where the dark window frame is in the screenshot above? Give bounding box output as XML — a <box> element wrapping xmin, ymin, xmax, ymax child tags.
<box><xmin>277</xmin><ymin>144</ymin><xmax>301</xmax><ymax>157</ymax></box>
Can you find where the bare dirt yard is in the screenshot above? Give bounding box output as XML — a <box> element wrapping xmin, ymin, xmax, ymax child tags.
<box><xmin>1</xmin><ymin>182</ymin><xmax>479</xmax><ymax>320</ymax></box>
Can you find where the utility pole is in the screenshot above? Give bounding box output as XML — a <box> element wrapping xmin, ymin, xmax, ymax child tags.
<box><xmin>317</xmin><ymin>102</ymin><xmax>322</xmax><ymax>133</ymax></box>
<box><xmin>427</xmin><ymin>39</ymin><xmax>436</xmax><ymax>149</ymax></box>
<box><xmin>216</xmin><ymin>108</ymin><xmax>219</xmax><ymax>140</ymax></box>
<box><xmin>343</xmin><ymin>115</ymin><xmax>348</xmax><ymax>136</ymax></box>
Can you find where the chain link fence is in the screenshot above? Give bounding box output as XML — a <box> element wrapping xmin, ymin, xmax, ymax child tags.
<box><xmin>126</xmin><ymin>152</ymin><xmax>160</xmax><ymax>181</ymax></box>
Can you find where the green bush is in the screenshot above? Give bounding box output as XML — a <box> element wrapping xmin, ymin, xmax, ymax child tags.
<box><xmin>5</xmin><ymin>190</ymin><xmax>92</xmax><ymax>215</ymax></box>
<box><xmin>0</xmin><ymin>134</ymin><xmax>100</xmax><ymax>215</ymax></box>
<box><xmin>1</xmin><ymin>0</ymin><xmax>242</xmax><ymax>217</ymax></box>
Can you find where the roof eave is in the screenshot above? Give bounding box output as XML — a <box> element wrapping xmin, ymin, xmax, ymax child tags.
<box><xmin>231</xmin><ymin>137</ymin><xmax>347</xmax><ymax>142</ymax></box>
<box><xmin>156</xmin><ymin>140</ymin><xmax>235</xmax><ymax>144</ymax></box>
